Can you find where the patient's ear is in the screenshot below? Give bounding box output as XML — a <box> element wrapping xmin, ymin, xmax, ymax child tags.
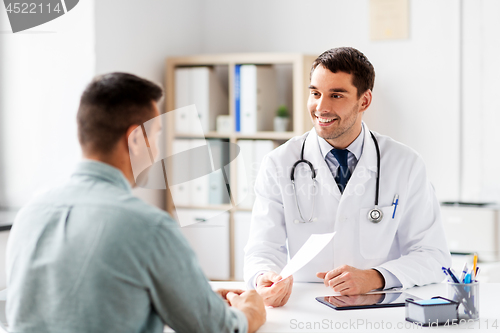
<box><xmin>126</xmin><ymin>125</ymin><xmax>142</xmax><ymax>156</ymax></box>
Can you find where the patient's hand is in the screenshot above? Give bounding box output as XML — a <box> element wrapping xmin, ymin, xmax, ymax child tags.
<box><xmin>216</xmin><ymin>288</ymin><xmax>245</xmax><ymax>305</ymax></box>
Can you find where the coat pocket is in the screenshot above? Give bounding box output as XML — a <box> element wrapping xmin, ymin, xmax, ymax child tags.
<box><xmin>358</xmin><ymin>205</ymin><xmax>400</xmax><ymax>260</ymax></box>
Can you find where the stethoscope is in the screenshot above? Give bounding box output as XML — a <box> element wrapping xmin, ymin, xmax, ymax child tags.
<box><xmin>291</xmin><ymin>131</ymin><xmax>383</xmax><ymax>224</ymax></box>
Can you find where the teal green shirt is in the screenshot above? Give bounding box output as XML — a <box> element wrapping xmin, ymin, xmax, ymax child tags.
<box><xmin>6</xmin><ymin>160</ymin><xmax>247</xmax><ymax>333</ymax></box>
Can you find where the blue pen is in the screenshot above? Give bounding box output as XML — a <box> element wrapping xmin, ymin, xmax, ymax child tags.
<box><xmin>464</xmin><ymin>273</ymin><xmax>471</xmax><ymax>284</ymax></box>
<box><xmin>447</xmin><ymin>268</ymin><xmax>460</xmax><ymax>283</ymax></box>
<box><xmin>392</xmin><ymin>194</ymin><xmax>399</xmax><ymax>219</ymax></box>
<box><xmin>441</xmin><ymin>267</ymin><xmax>451</xmax><ymax>282</ymax></box>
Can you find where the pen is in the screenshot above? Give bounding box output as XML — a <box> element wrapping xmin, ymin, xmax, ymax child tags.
<box><xmin>447</xmin><ymin>268</ymin><xmax>460</xmax><ymax>283</ymax></box>
<box><xmin>441</xmin><ymin>267</ymin><xmax>451</xmax><ymax>282</ymax></box>
<box><xmin>472</xmin><ymin>253</ymin><xmax>478</xmax><ymax>279</ymax></box>
<box><xmin>459</xmin><ymin>263</ymin><xmax>468</xmax><ymax>283</ymax></box>
<box><xmin>392</xmin><ymin>194</ymin><xmax>399</xmax><ymax>219</ymax></box>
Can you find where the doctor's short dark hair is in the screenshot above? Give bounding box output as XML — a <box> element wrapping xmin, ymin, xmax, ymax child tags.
<box><xmin>311</xmin><ymin>47</ymin><xmax>375</xmax><ymax>98</ymax></box>
<box><xmin>77</xmin><ymin>72</ymin><xmax>163</xmax><ymax>154</ymax></box>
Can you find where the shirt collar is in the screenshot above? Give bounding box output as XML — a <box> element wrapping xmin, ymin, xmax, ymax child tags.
<box><xmin>72</xmin><ymin>160</ymin><xmax>132</xmax><ymax>192</ymax></box>
<box><xmin>318</xmin><ymin>123</ymin><xmax>365</xmax><ymax>161</ymax></box>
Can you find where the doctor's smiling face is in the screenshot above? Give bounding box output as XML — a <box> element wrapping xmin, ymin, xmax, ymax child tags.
<box><xmin>307</xmin><ymin>66</ymin><xmax>372</xmax><ymax>149</ymax></box>
<box><xmin>307</xmin><ymin>47</ymin><xmax>374</xmax><ymax>149</ymax></box>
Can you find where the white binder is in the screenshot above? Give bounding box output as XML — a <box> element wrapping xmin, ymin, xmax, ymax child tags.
<box><xmin>237</xmin><ymin>140</ymin><xmax>255</xmax><ymax>209</ymax></box>
<box><xmin>240</xmin><ymin>65</ymin><xmax>277</xmax><ymax>133</ymax></box>
<box><xmin>254</xmin><ymin>140</ymin><xmax>275</xmax><ymax>175</ymax></box>
<box><xmin>174</xmin><ymin>68</ymin><xmax>191</xmax><ymax>133</ymax></box>
<box><xmin>190</xmin><ymin>67</ymin><xmax>210</xmax><ymax>133</ymax></box>
<box><xmin>207</xmin><ymin>139</ymin><xmax>231</xmax><ymax>205</ymax></box>
<box><xmin>170</xmin><ymin>139</ymin><xmax>191</xmax><ymax>207</ymax></box>
<box><xmin>175</xmin><ymin>67</ymin><xmax>228</xmax><ymax>134</ymax></box>
<box><xmin>189</xmin><ymin>139</ymin><xmax>210</xmax><ymax>206</ymax></box>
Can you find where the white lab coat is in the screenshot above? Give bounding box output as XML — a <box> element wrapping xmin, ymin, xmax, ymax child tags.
<box><xmin>244</xmin><ymin>122</ymin><xmax>451</xmax><ymax>290</ymax></box>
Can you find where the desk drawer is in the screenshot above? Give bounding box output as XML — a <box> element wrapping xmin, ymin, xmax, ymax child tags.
<box><xmin>175</xmin><ymin>209</ymin><xmax>230</xmax><ymax>280</ymax></box>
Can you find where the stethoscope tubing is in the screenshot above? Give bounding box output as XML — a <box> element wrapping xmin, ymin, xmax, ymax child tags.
<box><xmin>291</xmin><ymin>130</ymin><xmax>382</xmax><ymax>223</ymax></box>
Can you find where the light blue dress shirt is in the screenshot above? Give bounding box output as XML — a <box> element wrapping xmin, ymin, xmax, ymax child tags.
<box><xmin>317</xmin><ymin>124</ymin><xmax>402</xmax><ymax>290</ymax></box>
<box><xmin>6</xmin><ymin>160</ymin><xmax>247</xmax><ymax>333</ymax></box>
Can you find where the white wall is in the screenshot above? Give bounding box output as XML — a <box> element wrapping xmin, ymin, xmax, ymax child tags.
<box><xmin>94</xmin><ymin>0</ymin><xmax>204</xmax><ymax>208</ymax></box>
<box><xmin>0</xmin><ymin>1</ymin><xmax>95</xmax><ymax>208</ymax></box>
<box><xmin>461</xmin><ymin>0</ymin><xmax>500</xmax><ymax>203</ymax></box>
<box><xmin>200</xmin><ymin>0</ymin><xmax>461</xmax><ymax>201</ymax></box>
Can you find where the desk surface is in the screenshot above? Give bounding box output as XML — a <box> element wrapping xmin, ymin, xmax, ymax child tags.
<box><xmin>193</xmin><ymin>282</ymin><xmax>500</xmax><ymax>333</ymax></box>
<box><xmin>1</xmin><ymin>283</ymin><xmax>498</xmax><ymax>333</ymax></box>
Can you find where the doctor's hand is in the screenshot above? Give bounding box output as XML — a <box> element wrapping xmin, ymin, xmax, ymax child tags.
<box><xmin>255</xmin><ymin>271</ymin><xmax>293</xmax><ymax>307</ymax></box>
<box><xmin>316</xmin><ymin>265</ymin><xmax>384</xmax><ymax>295</ymax></box>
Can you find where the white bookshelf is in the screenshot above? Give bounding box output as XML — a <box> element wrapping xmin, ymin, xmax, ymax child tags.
<box><xmin>164</xmin><ymin>53</ymin><xmax>316</xmax><ymax>280</ymax></box>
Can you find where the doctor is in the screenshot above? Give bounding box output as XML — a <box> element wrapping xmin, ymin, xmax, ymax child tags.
<box><xmin>244</xmin><ymin>47</ymin><xmax>451</xmax><ymax>307</ymax></box>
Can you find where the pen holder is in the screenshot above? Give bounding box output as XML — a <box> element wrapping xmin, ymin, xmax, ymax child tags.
<box><xmin>447</xmin><ymin>281</ymin><xmax>479</xmax><ymax>320</ymax></box>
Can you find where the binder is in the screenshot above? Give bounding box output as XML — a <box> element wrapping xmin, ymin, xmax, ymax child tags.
<box><xmin>239</xmin><ymin>65</ymin><xmax>277</xmax><ymax>133</ymax></box>
<box><xmin>237</xmin><ymin>140</ymin><xmax>255</xmax><ymax>209</ymax></box>
<box><xmin>174</xmin><ymin>68</ymin><xmax>191</xmax><ymax>133</ymax></box>
<box><xmin>174</xmin><ymin>67</ymin><xmax>228</xmax><ymax>134</ymax></box>
<box><xmin>207</xmin><ymin>139</ymin><xmax>231</xmax><ymax>205</ymax></box>
<box><xmin>254</xmin><ymin>140</ymin><xmax>275</xmax><ymax>179</ymax></box>
<box><xmin>234</xmin><ymin>64</ymin><xmax>241</xmax><ymax>132</ymax></box>
<box><xmin>240</xmin><ymin>65</ymin><xmax>256</xmax><ymax>133</ymax></box>
<box><xmin>170</xmin><ymin>139</ymin><xmax>191</xmax><ymax>206</ymax></box>
<box><xmin>190</xmin><ymin>67</ymin><xmax>210</xmax><ymax>133</ymax></box>
<box><xmin>189</xmin><ymin>139</ymin><xmax>210</xmax><ymax>206</ymax></box>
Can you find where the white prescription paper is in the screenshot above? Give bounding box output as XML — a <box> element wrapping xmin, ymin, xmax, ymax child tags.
<box><xmin>275</xmin><ymin>232</ymin><xmax>336</xmax><ymax>283</ymax></box>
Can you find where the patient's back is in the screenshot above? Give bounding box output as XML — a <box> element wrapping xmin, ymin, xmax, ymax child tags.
<box><xmin>6</xmin><ymin>161</ymin><xmax>176</xmax><ymax>333</ymax></box>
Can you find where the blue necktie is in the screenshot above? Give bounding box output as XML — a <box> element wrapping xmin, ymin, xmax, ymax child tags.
<box><xmin>331</xmin><ymin>149</ymin><xmax>351</xmax><ymax>193</ymax></box>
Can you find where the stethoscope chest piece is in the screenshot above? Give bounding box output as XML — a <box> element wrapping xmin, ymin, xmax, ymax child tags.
<box><xmin>368</xmin><ymin>207</ymin><xmax>383</xmax><ymax>223</ymax></box>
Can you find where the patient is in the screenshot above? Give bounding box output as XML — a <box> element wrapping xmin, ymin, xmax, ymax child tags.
<box><xmin>6</xmin><ymin>73</ymin><xmax>266</xmax><ymax>333</ymax></box>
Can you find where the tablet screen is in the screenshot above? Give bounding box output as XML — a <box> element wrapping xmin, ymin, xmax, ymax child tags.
<box><xmin>316</xmin><ymin>292</ymin><xmax>417</xmax><ymax>310</ymax></box>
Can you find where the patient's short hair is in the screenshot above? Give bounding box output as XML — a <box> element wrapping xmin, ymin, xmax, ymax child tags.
<box><xmin>311</xmin><ymin>47</ymin><xmax>375</xmax><ymax>98</ymax></box>
<box><xmin>77</xmin><ymin>72</ymin><xmax>163</xmax><ymax>154</ymax></box>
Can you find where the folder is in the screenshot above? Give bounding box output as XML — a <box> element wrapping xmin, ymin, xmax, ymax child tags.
<box><xmin>239</xmin><ymin>65</ymin><xmax>277</xmax><ymax>133</ymax></box>
<box><xmin>170</xmin><ymin>139</ymin><xmax>191</xmax><ymax>206</ymax></box>
<box><xmin>175</xmin><ymin>67</ymin><xmax>228</xmax><ymax>134</ymax></box>
<box><xmin>190</xmin><ymin>139</ymin><xmax>210</xmax><ymax>206</ymax></box>
<box><xmin>254</xmin><ymin>140</ymin><xmax>275</xmax><ymax>177</ymax></box>
<box><xmin>237</xmin><ymin>140</ymin><xmax>255</xmax><ymax>209</ymax></box>
<box><xmin>234</xmin><ymin>64</ymin><xmax>241</xmax><ymax>132</ymax></box>
<box><xmin>207</xmin><ymin>139</ymin><xmax>231</xmax><ymax>205</ymax></box>
<box><xmin>174</xmin><ymin>68</ymin><xmax>191</xmax><ymax>133</ymax></box>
